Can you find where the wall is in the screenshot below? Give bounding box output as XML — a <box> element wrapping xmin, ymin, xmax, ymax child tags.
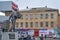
<box><xmin>16</xmin><ymin>9</ymin><xmax>59</xmax><ymax>29</ymax></box>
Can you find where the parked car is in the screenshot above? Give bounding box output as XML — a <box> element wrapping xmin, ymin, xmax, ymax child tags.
<box><xmin>46</xmin><ymin>33</ymin><xmax>53</xmax><ymax>38</ymax></box>
<box><xmin>53</xmin><ymin>34</ymin><xmax>56</xmax><ymax>39</ymax></box>
<box><xmin>53</xmin><ymin>34</ymin><xmax>60</xmax><ymax>39</ymax></box>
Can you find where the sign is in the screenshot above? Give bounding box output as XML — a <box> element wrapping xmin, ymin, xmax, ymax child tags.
<box><xmin>34</xmin><ymin>29</ymin><xmax>39</xmax><ymax>37</ymax></box>
<box><xmin>39</xmin><ymin>30</ymin><xmax>48</xmax><ymax>34</ymax></box>
<box><xmin>48</xmin><ymin>29</ymin><xmax>54</xmax><ymax>33</ymax></box>
<box><xmin>21</xmin><ymin>31</ymin><xmax>27</xmax><ymax>36</ymax></box>
<box><xmin>18</xmin><ymin>31</ymin><xmax>27</xmax><ymax>38</ymax></box>
<box><xmin>39</xmin><ymin>29</ymin><xmax>48</xmax><ymax>36</ymax></box>
<box><xmin>15</xmin><ymin>28</ymin><xmax>28</xmax><ymax>31</ymax></box>
<box><xmin>39</xmin><ymin>29</ymin><xmax>54</xmax><ymax>36</ymax></box>
<box><xmin>28</xmin><ymin>30</ymin><xmax>34</xmax><ymax>36</ymax></box>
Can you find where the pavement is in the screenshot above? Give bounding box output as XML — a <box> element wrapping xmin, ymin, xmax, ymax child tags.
<box><xmin>41</xmin><ymin>38</ymin><xmax>59</xmax><ymax>40</ymax></box>
<box><xmin>34</xmin><ymin>37</ymin><xmax>60</xmax><ymax>40</ymax></box>
<box><xmin>18</xmin><ymin>37</ymin><xmax>60</xmax><ymax>40</ymax></box>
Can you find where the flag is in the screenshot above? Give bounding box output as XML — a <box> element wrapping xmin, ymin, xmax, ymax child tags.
<box><xmin>12</xmin><ymin>2</ymin><xmax>18</xmax><ymax>11</ymax></box>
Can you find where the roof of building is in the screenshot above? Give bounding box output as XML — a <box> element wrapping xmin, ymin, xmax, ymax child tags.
<box><xmin>0</xmin><ymin>1</ymin><xmax>12</xmax><ymax>12</ymax></box>
<box><xmin>20</xmin><ymin>6</ymin><xmax>58</xmax><ymax>12</ymax></box>
<box><xmin>0</xmin><ymin>1</ymin><xmax>18</xmax><ymax>12</ymax></box>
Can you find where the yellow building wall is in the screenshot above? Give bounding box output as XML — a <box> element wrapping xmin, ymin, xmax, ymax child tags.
<box><xmin>16</xmin><ymin>10</ymin><xmax>59</xmax><ymax>29</ymax></box>
<box><xmin>58</xmin><ymin>14</ymin><xmax>60</xmax><ymax>24</ymax></box>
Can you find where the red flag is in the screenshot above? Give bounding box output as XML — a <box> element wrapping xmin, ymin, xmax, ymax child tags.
<box><xmin>12</xmin><ymin>2</ymin><xmax>18</xmax><ymax>11</ymax></box>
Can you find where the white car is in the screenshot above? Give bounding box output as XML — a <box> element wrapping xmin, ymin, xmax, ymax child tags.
<box><xmin>53</xmin><ymin>34</ymin><xmax>60</xmax><ymax>39</ymax></box>
<box><xmin>53</xmin><ymin>34</ymin><xmax>56</xmax><ymax>39</ymax></box>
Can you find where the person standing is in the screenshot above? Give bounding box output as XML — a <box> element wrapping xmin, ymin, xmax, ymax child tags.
<box><xmin>40</xmin><ymin>34</ymin><xmax>43</xmax><ymax>40</ymax></box>
<box><xmin>45</xmin><ymin>35</ymin><xmax>47</xmax><ymax>40</ymax></box>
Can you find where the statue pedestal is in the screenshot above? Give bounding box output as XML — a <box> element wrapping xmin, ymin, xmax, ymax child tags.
<box><xmin>2</xmin><ymin>32</ymin><xmax>18</xmax><ymax>40</ymax></box>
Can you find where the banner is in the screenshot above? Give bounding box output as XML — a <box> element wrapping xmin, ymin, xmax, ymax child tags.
<box><xmin>28</xmin><ymin>30</ymin><xmax>34</xmax><ymax>36</ymax></box>
<box><xmin>18</xmin><ymin>31</ymin><xmax>27</xmax><ymax>38</ymax></box>
<box><xmin>39</xmin><ymin>29</ymin><xmax>48</xmax><ymax>36</ymax></box>
<box><xmin>34</xmin><ymin>29</ymin><xmax>39</xmax><ymax>37</ymax></box>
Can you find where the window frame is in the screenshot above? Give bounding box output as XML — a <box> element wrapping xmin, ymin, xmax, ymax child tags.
<box><xmin>20</xmin><ymin>22</ymin><xmax>23</xmax><ymax>27</ymax></box>
<box><xmin>51</xmin><ymin>22</ymin><xmax>54</xmax><ymax>27</ymax></box>
<box><xmin>51</xmin><ymin>13</ymin><xmax>54</xmax><ymax>18</ymax></box>
<box><xmin>25</xmin><ymin>22</ymin><xmax>28</xmax><ymax>27</ymax></box>
<box><xmin>40</xmin><ymin>22</ymin><xmax>43</xmax><ymax>27</ymax></box>
<box><xmin>30</xmin><ymin>22</ymin><xmax>33</xmax><ymax>27</ymax></box>
<box><xmin>40</xmin><ymin>14</ymin><xmax>43</xmax><ymax>19</ymax></box>
<box><xmin>30</xmin><ymin>14</ymin><xmax>33</xmax><ymax>19</ymax></box>
<box><xmin>45</xmin><ymin>14</ymin><xmax>48</xmax><ymax>19</ymax></box>
<box><xmin>35</xmin><ymin>22</ymin><xmax>38</xmax><ymax>27</ymax></box>
<box><xmin>25</xmin><ymin>15</ymin><xmax>28</xmax><ymax>19</ymax></box>
<box><xmin>45</xmin><ymin>22</ymin><xmax>48</xmax><ymax>27</ymax></box>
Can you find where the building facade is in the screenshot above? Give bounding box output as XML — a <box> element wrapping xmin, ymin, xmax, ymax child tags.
<box><xmin>16</xmin><ymin>7</ymin><xmax>59</xmax><ymax>30</ymax></box>
<box><xmin>58</xmin><ymin>14</ymin><xmax>60</xmax><ymax>24</ymax></box>
<box><xmin>58</xmin><ymin>14</ymin><xmax>60</xmax><ymax>29</ymax></box>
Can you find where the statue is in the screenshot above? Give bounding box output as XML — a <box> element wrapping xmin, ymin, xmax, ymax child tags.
<box><xmin>9</xmin><ymin>11</ymin><xmax>22</xmax><ymax>32</ymax></box>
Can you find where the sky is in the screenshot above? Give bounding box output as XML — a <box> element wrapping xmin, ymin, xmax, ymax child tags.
<box><xmin>0</xmin><ymin>12</ymin><xmax>5</xmax><ymax>16</ymax></box>
<box><xmin>0</xmin><ymin>0</ymin><xmax>60</xmax><ymax>15</ymax></box>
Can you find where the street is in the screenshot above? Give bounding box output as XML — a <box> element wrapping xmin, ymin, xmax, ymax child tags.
<box><xmin>42</xmin><ymin>38</ymin><xmax>59</xmax><ymax>40</ymax></box>
<box><xmin>19</xmin><ymin>38</ymin><xmax>60</xmax><ymax>40</ymax></box>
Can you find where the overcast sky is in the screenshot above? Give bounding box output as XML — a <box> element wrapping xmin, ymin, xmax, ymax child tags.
<box><xmin>0</xmin><ymin>0</ymin><xmax>60</xmax><ymax>15</ymax></box>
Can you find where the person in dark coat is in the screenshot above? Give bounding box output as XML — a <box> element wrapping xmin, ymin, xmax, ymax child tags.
<box><xmin>45</xmin><ymin>35</ymin><xmax>47</xmax><ymax>40</ymax></box>
<box><xmin>40</xmin><ymin>34</ymin><xmax>43</xmax><ymax>40</ymax></box>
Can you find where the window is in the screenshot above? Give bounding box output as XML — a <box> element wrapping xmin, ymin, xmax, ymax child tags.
<box><xmin>30</xmin><ymin>14</ymin><xmax>33</xmax><ymax>19</ymax></box>
<box><xmin>40</xmin><ymin>22</ymin><xmax>43</xmax><ymax>27</ymax></box>
<box><xmin>35</xmin><ymin>14</ymin><xmax>39</xmax><ymax>19</ymax></box>
<box><xmin>45</xmin><ymin>14</ymin><xmax>48</xmax><ymax>19</ymax></box>
<box><xmin>9</xmin><ymin>34</ymin><xmax>15</xmax><ymax>39</ymax></box>
<box><xmin>21</xmin><ymin>15</ymin><xmax>23</xmax><ymax>19</ymax></box>
<box><xmin>25</xmin><ymin>15</ymin><xmax>28</xmax><ymax>19</ymax></box>
<box><xmin>51</xmin><ymin>13</ymin><xmax>54</xmax><ymax>18</ymax></box>
<box><xmin>35</xmin><ymin>22</ymin><xmax>38</xmax><ymax>27</ymax></box>
<box><xmin>51</xmin><ymin>22</ymin><xmax>54</xmax><ymax>27</ymax></box>
<box><xmin>15</xmin><ymin>22</ymin><xmax>18</xmax><ymax>27</ymax></box>
<box><xmin>25</xmin><ymin>22</ymin><xmax>28</xmax><ymax>27</ymax></box>
<box><xmin>40</xmin><ymin>14</ymin><xmax>43</xmax><ymax>19</ymax></box>
<box><xmin>30</xmin><ymin>22</ymin><xmax>33</xmax><ymax>27</ymax></box>
<box><xmin>20</xmin><ymin>22</ymin><xmax>23</xmax><ymax>27</ymax></box>
<box><xmin>45</xmin><ymin>22</ymin><xmax>48</xmax><ymax>27</ymax></box>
